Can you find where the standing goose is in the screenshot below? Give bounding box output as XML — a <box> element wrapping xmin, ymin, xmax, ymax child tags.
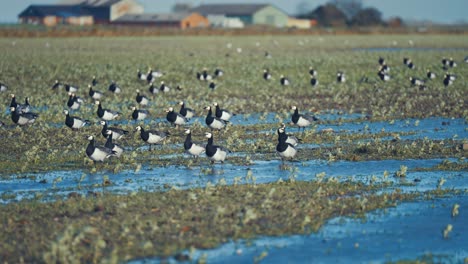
<box><xmin>10</xmin><ymin>107</ymin><xmax>38</xmax><ymax>125</ymax></box>
<box><xmin>276</xmin><ymin>127</ymin><xmax>297</xmax><ymax>161</ymax></box>
<box><xmin>379</xmin><ymin>64</ymin><xmax>390</xmax><ymax>73</ymax></box>
<box><xmin>10</xmin><ymin>94</ymin><xmax>30</xmax><ymax>113</ymax></box>
<box><xmin>178</xmin><ymin>101</ymin><xmax>195</xmax><ymax>119</ymax></box>
<box><xmin>148</xmin><ymin>82</ymin><xmax>159</xmax><ymax>95</ymax></box>
<box><xmin>426</xmin><ymin>70</ymin><xmax>436</xmax><ymax>79</ymax></box>
<box><xmin>280</xmin><ymin>75</ymin><xmax>290</xmax><ymax>86</ymax></box>
<box><xmin>183</xmin><ymin>129</ymin><xmax>205</xmax><ymax>158</ymax></box>
<box><xmin>449</xmin><ymin>58</ymin><xmax>457</xmax><ymax>68</ymax></box>
<box><xmin>135</xmin><ymin>126</ymin><xmax>169</xmax><ymax>151</ymax></box>
<box><xmin>378</xmin><ymin>57</ymin><xmax>385</xmax><ymax>66</ymax></box>
<box><xmin>89</xmin><ymin>85</ymin><xmax>104</xmax><ymax>100</ymax></box>
<box><xmin>131</xmin><ymin>106</ymin><xmax>149</xmax><ymax>121</ymax></box>
<box><xmin>51</xmin><ymin>80</ymin><xmax>61</xmax><ymax>90</ymax></box>
<box><xmin>104</xmin><ymin>131</ymin><xmax>123</xmax><ymax>157</ymax></box>
<box><xmin>309</xmin><ymin>67</ymin><xmax>317</xmax><ymax>76</ymax></box>
<box><xmin>91</xmin><ymin>76</ymin><xmax>98</xmax><ymax>86</ymax></box>
<box><xmin>409</xmin><ymin>77</ymin><xmax>425</xmax><ymax>86</ymax></box>
<box><xmin>278</xmin><ymin>123</ymin><xmax>301</xmax><ymax>146</ymax></box>
<box><xmin>337</xmin><ymin>72</ymin><xmax>346</xmax><ymax>83</ymax></box>
<box><xmin>202</xmin><ymin>69</ymin><xmax>212</xmax><ymax>81</ymax></box>
<box><xmin>100</xmin><ymin>120</ymin><xmax>128</xmax><ymax>139</ymax></box>
<box><xmin>96</xmin><ymin>101</ymin><xmax>119</xmax><ymax>121</ymax></box>
<box><xmin>137</xmin><ymin>69</ymin><xmax>147</xmax><ymax>81</ymax></box>
<box><xmin>0</xmin><ymin>82</ymin><xmax>8</xmax><ymax>92</ymax></box>
<box><xmin>310</xmin><ymin>77</ymin><xmax>319</xmax><ymax>86</ymax></box>
<box><xmin>166</xmin><ymin>107</ymin><xmax>188</xmax><ymax>127</ymax></box>
<box><xmin>159</xmin><ymin>81</ymin><xmax>170</xmax><ymax>93</ymax></box>
<box><xmin>67</xmin><ymin>93</ymin><xmax>81</xmax><ymax>110</ymax></box>
<box><xmin>204</xmin><ymin>106</ymin><xmax>226</xmax><ymax>131</ymax></box>
<box><xmin>64</xmin><ymin>110</ymin><xmax>89</xmax><ymax>130</ymax></box>
<box><xmin>291</xmin><ymin>106</ymin><xmax>317</xmax><ymax>131</ymax></box>
<box><xmin>205</xmin><ymin>132</ymin><xmax>229</xmax><ymax>163</ymax></box>
<box><xmin>214</xmin><ymin>102</ymin><xmax>234</xmax><ymax>122</ymax></box>
<box><xmin>443</xmin><ymin>74</ymin><xmax>454</xmax><ymax>86</ymax></box>
<box><xmin>214</xmin><ymin>68</ymin><xmax>224</xmax><ymax>78</ymax></box>
<box><xmin>263</xmin><ymin>69</ymin><xmax>272</xmax><ymax>80</ymax></box>
<box><xmin>108</xmin><ymin>81</ymin><xmax>121</xmax><ymax>94</ymax></box>
<box><xmin>378</xmin><ymin>71</ymin><xmax>390</xmax><ymax>82</ymax></box>
<box><xmin>64</xmin><ymin>84</ymin><xmax>79</xmax><ymax>93</ymax></box>
<box><xmin>86</xmin><ymin>135</ymin><xmax>116</xmax><ymax>162</ymax></box>
<box><xmin>208</xmin><ymin>81</ymin><xmax>216</xmax><ymax>90</ymax></box>
<box><xmin>196</xmin><ymin>72</ymin><xmax>205</xmax><ymax>81</ymax></box>
<box><xmin>136</xmin><ymin>89</ymin><xmax>150</xmax><ymax>106</ymax></box>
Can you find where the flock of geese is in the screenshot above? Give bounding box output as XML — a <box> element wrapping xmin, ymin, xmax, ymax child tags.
<box><xmin>1</xmin><ymin>54</ymin><xmax>466</xmax><ymax>165</ymax></box>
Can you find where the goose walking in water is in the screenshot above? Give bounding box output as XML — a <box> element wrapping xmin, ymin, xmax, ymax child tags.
<box><xmin>86</xmin><ymin>135</ymin><xmax>116</xmax><ymax>163</ymax></box>
<box><xmin>183</xmin><ymin>129</ymin><xmax>205</xmax><ymax>158</ymax></box>
<box><xmin>276</xmin><ymin>126</ymin><xmax>297</xmax><ymax>162</ymax></box>
<box><xmin>205</xmin><ymin>132</ymin><xmax>229</xmax><ymax>164</ymax></box>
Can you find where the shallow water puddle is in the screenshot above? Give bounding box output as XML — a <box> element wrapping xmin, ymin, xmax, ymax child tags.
<box><xmin>154</xmin><ymin>195</ymin><xmax>468</xmax><ymax>264</ymax></box>
<box><xmin>1</xmin><ymin>158</ymin><xmax>465</xmax><ymax>203</ymax></box>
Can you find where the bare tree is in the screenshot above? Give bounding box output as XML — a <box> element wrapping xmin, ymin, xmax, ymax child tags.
<box><xmin>330</xmin><ymin>0</ymin><xmax>363</xmax><ymax>19</ymax></box>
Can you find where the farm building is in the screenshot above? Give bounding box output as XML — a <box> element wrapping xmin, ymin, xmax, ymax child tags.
<box><xmin>113</xmin><ymin>13</ymin><xmax>209</xmax><ymax>29</ymax></box>
<box><xmin>287</xmin><ymin>18</ymin><xmax>313</xmax><ymax>29</ymax></box>
<box><xmin>18</xmin><ymin>5</ymin><xmax>94</xmax><ymax>26</ymax></box>
<box><xmin>18</xmin><ymin>0</ymin><xmax>143</xmax><ymax>26</ymax></box>
<box><xmin>190</xmin><ymin>4</ymin><xmax>289</xmax><ymax>27</ymax></box>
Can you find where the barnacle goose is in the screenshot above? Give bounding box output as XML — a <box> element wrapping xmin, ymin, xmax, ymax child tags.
<box><xmin>409</xmin><ymin>77</ymin><xmax>425</xmax><ymax>86</ymax></box>
<box><xmin>291</xmin><ymin>106</ymin><xmax>317</xmax><ymax>131</ymax></box>
<box><xmin>179</xmin><ymin>101</ymin><xmax>195</xmax><ymax>119</ymax></box>
<box><xmin>337</xmin><ymin>72</ymin><xmax>346</xmax><ymax>83</ymax></box>
<box><xmin>276</xmin><ymin>126</ymin><xmax>297</xmax><ymax>161</ymax></box>
<box><xmin>137</xmin><ymin>69</ymin><xmax>147</xmax><ymax>81</ymax></box>
<box><xmin>184</xmin><ymin>129</ymin><xmax>205</xmax><ymax>157</ymax></box>
<box><xmin>91</xmin><ymin>76</ymin><xmax>98</xmax><ymax>86</ymax></box>
<box><xmin>108</xmin><ymin>81</ymin><xmax>121</xmax><ymax>94</ymax></box>
<box><xmin>10</xmin><ymin>94</ymin><xmax>30</xmax><ymax>113</ymax></box>
<box><xmin>280</xmin><ymin>75</ymin><xmax>290</xmax><ymax>86</ymax></box>
<box><xmin>166</xmin><ymin>107</ymin><xmax>188</xmax><ymax>127</ymax></box>
<box><xmin>86</xmin><ymin>135</ymin><xmax>116</xmax><ymax>162</ymax></box>
<box><xmin>278</xmin><ymin>123</ymin><xmax>301</xmax><ymax>146</ymax></box>
<box><xmin>426</xmin><ymin>70</ymin><xmax>436</xmax><ymax>79</ymax></box>
<box><xmin>204</xmin><ymin>106</ymin><xmax>226</xmax><ymax>131</ymax></box>
<box><xmin>310</xmin><ymin>77</ymin><xmax>318</xmax><ymax>86</ymax></box>
<box><xmin>205</xmin><ymin>132</ymin><xmax>229</xmax><ymax>163</ymax></box>
<box><xmin>131</xmin><ymin>106</ymin><xmax>149</xmax><ymax>121</ymax></box>
<box><xmin>214</xmin><ymin>68</ymin><xmax>224</xmax><ymax>77</ymax></box>
<box><xmin>135</xmin><ymin>126</ymin><xmax>169</xmax><ymax>151</ymax></box>
<box><xmin>136</xmin><ymin>89</ymin><xmax>150</xmax><ymax>106</ymax></box>
<box><xmin>309</xmin><ymin>67</ymin><xmax>317</xmax><ymax>76</ymax></box>
<box><xmin>104</xmin><ymin>131</ymin><xmax>123</xmax><ymax>157</ymax></box>
<box><xmin>95</xmin><ymin>101</ymin><xmax>119</xmax><ymax>121</ymax></box>
<box><xmin>67</xmin><ymin>93</ymin><xmax>81</xmax><ymax>110</ymax></box>
<box><xmin>10</xmin><ymin>107</ymin><xmax>38</xmax><ymax>125</ymax></box>
<box><xmin>51</xmin><ymin>80</ymin><xmax>62</xmax><ymax>90</ymax></box>
<box><xmin>89</xmin><ymin>85</ymin><xmax>104</xmax><ymax>100</ymax></box>
<box><xmin>214</xmin><ymin>102</ymin><xmax>234</xmax><ymax>122</ymax></box>
<box><xmin>100</xmin><ymin>120</ymin><xmax>128</xmax><ymax>139</ymax></box>
<box><xmin>263</xmin><ymin>69</ymin><xmax>272</xmax><ymax>80</ymax></box>
<box><xmin>64</xmin><ymin>110</ymin><xmax>89</xmax><ymax>130</ymax></box>
<box><xmin>159</xmin><ymin>81</ymin><xmax>170</xmax><ymax>93</ymax></box>
<box><xmin>64</xmin><ymin>84</ymin><xmax>79</xmax><ymax>93</ymax></box>
<box><xmin>378</xmin><ymin>71</ymin><xmax>390</xmax><ymax>82</ymax></box>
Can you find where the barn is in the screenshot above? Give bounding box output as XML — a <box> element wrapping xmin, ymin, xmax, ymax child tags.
<box><xmin>18</xmin><ymin>0</ymin><xmax>143</xmax><ymax>26</ymax></box>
